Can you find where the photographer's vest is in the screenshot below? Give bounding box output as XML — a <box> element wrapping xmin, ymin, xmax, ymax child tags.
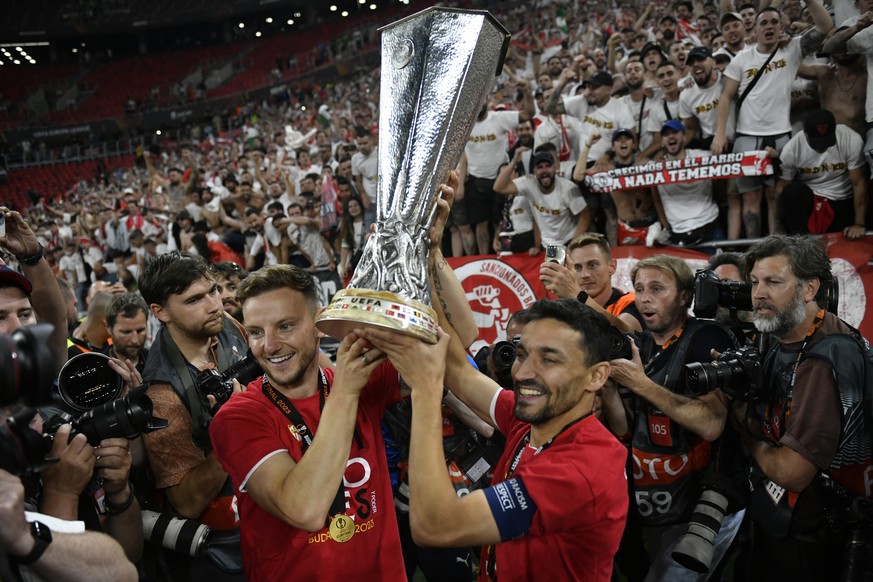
<box><xmin>631</xmin><ymin>318</ymin><xmax>734</xmax><ymax>526</ymax></box>
<box><xmin>142</xmin><ymin>317</ymin><xmax>249</xmax><ymax>531</ymax></box>
<box><xmin>752</xmin><ymin>321</ymin><xmax>873</xmax><ymax>535</ymax></box>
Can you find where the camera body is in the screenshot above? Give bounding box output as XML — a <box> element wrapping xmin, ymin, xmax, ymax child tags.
<box><xmin>194</xmin><ymin>350</ymin><xmax>262</xmax><ymax>409</ymax></box>
<box><xmin>45</xmin><ymin>391</ymin><xmax>168</xmax><ymax>446</ymax></box>
<box><xmin>474</xmin><ymin>340</ymin><xmax>518</xmax><ymax>388</ymax></box>
<box><xmin>693</xmin><ymin>269</ymin><xmax>753</xmax><ymax>319</ymax></box>
<box><xmin>684</xmin><ymin>345</ymin><xmax>763</xmax><ymax>400</ymax></box>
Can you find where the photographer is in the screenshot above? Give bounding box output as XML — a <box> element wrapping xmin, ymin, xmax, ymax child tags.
<box><xmin>733</xmin><ymin>235</ymin><xmax>873</xmax><ymax>581</ymax></box>
<box><xmin>0</xmin><ymin>207</ymin><xmax>68</xmax><ymax>375</ymax></box>
<box><xmin>137</xmin><ymin>251</ymin><xmax>248</xmax><ymax>581</ymax></box>
<box><xmin>104</xmin><ymin>292</ymin><xmax>149</xmax><ymax>373</ymax></box>
<box><xmin>607</xmin><ymin>255</ymin><xmax>743</xmax><ymax>580</ymax></box>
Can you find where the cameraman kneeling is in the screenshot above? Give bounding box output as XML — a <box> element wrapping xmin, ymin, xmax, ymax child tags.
<box><xmin>733</xmin><ymin>235</ymin><xmax>872</xmax><ymax>582</ymax></box>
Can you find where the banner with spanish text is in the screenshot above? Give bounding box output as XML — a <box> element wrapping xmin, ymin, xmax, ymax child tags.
<box><xmin>584</xmin><ymin>151</ymin><xmax>773</xmax><ymax>193</ymax></box>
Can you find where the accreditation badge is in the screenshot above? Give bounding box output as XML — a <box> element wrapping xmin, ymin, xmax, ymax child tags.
<box><xmin>328</xmin><ymin>514</ymin><xmax>355</xmax><ymax>543</ymax></box>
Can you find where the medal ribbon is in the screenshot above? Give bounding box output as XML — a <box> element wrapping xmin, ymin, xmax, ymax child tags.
<box><xmin>262</xmin><ymin>368</ymin><xmax>363</xmax><ymax>527</ymax></box>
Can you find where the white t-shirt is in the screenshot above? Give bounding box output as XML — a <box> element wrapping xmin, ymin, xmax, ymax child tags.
<box><xmin>779</xmin><ymin>125</ymin><xmax>865</xmax><ymax>200</ymax></box>
<box><xmin>679</xmin><ymin>72</ymin><xmax>736</xmax><ymax>141</ymax></box>
<box><xmin>512</xmin><ymin>175</ymin><xmax>588</xmax><ymax>244</ymax></box>
<box><xmin>724</xmin><ymin>38</ymin><xmax>802</xmax><ymax>135</ymax></box>
<box><xmin>504</xmin><ymin>194</ymin><xmax>535</xmax><ymax>234</ymax></box>
<box><xmin>581</xmin><ymin>98</ymin><xmax>635</xmax><ymax>163</ymax></box>
<box><xmin>644</xmin><ymin>95</ymin><xmax>681</xmax><ymax>136</ymax></box>
<box><xmin>844</xmin><ymin>16</ymin><xmax>873</xmax><ymax>123</ymax></box>
<box><xmin>534</xmin><ymin>115</ymin><xmax>584</xmax><ymax>165</ymax></box>
<box><xmin>351</xmin><ymin>149</ymin><xmax>378</xmax><ymax>198</ymax></box>
<box><xmin>620</xmin><ymin>94</ymin><xmax>654</xmax><ymax>152</ymax></box>
<box><xmin>655</xmin><ymin>149</ymin><xmax>720</xmax><ymax>233</ymax></box>
<box><xmin>464</xmin><ymin>111</ymin><xmax>519</xmax><ymax>179</ymax></box>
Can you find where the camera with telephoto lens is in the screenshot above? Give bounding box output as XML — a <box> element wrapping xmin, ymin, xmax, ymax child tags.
<box><xmin>194</xmin><ymin>350</ymin><xmax>262</xmax><ymax>409</ymax></box>
<box><xmin>671</xmin><ymin>488</ymin><xmax>731</xmax><ymax>573</ymax></box>
<box><xmin>692</xmin><ymin>269</ymin><xmax>753</xmax><ymax>319</ymax></box>
<box><xmin>46</xmin><ymin>389</ymin><xmax>168</xmax><ymax>446</ymax></box>
<box><xmin>45</xmin><ymin>352</ymin><xmax>168</xmax><ymax>444</ymax></box>
<box><xmin>142</xmin><ymin>510</ymin><xmax>211</xmax><ymax>558</ymax></box>
<box><xmin>684</xmin><ymin>346</ymin><xmax>763</xmax><ymax>401</ymax></box>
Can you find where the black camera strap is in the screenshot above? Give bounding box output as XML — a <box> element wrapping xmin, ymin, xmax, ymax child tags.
<box><xmin>160</xmin><ymin>326</ymin><xmax>221</xmax><ymax>431</ymax></box>
<box><xmin>262</xmin><ymin>369</ymin><xmax>362</xmax><ymax>526</ymax></box>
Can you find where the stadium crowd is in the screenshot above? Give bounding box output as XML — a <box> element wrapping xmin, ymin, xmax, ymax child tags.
<box><xmin>0</xmin><ymin>0</ymin><xmax>872</xmax><ymax>580</ymax></box>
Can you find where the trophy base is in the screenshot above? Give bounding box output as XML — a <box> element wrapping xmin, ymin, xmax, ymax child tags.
<box><xmin>315</xmin><ymin>288</ymin><xmax>438</xmax><ymax>344</ymax></box>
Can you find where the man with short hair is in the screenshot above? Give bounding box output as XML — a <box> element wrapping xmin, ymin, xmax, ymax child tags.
<box><xmin>735</xmin><ymin>234</ymin><xmax>873</xmax><ymax>581</ymax></box>
<box><xmin>713</xmin><ymin>4</ymin><xmax>833</xmax><ymax>236</ymax></box>
<box><xmin>641</xmin><ymin>62</ymin><xmax>683</xmax><ymax>158</ymax></box>
<box><xmin>618</xmin><ymin>59</ymin><xmax>656</xmax><ymax>153</ymax></box>
<box><xmin>608</xmin><ymin>254</ymin><xmax>743</xmax><ymax>581</ymax></box>
<box><xmin>138</xmin><ymin>252</ymin><xmax>248</xmax><ymax>580</ymax></box>
<box><xmin>539</xmin><ymin>233</ymin><xmax>644</xmax><ymax>333</ymax></box>
<box><xmin>210</xmin><ymin>262</ymin><xmax>248</xmax><ymax>322</ymax></box>
<box><xmin>104</xmin><ymin>292</ymin><xmax>150</xmax><ymax>372</ymax></box>
<box><xmin>361</xmin><ymin>298</ymin><xmax>629</xmax><ymax>582</ymax></box>
<box><xmin>653</xmin><ymin>120</ymin><xmax>724</xmax><ymax>244</ymax></box>
<box><xmin>494</xmin><ymin>150</ymin><xmax>590</xmax><ymax>246</ymax></box>
<box><xmin>776</xmin><ymin>109</ymin><xmax>867</xmax><ymax>238</ymax></box>
<box><xmin>209</xmin><ymin>265</ymin><xmax>406</xmax><ymax>581</ymax></box>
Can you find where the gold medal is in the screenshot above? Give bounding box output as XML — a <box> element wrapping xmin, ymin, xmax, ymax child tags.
<box><xmin>328</xmin><ymin>514</ymin><xmax>355</xmax><ymax>543</ymax></box>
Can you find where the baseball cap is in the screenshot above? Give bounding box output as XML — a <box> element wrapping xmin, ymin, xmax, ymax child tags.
<box><xmin>686</xmin><ymin>46</ymin><xmax>713</xmax><ymax>63</ymax></box>
<box><xmin>720</xmin><ymin>12</ymin><xmax>742</xmax><ymax>27</ymax></box>
<box><xmin>661</xmin><ymin>119</ymin><xmax>686</xmax><ymax>134</ymax></box>
<box><xmin>612</xmin><ymin>128</ymin><xmax>635</xmax><ymax>142</ymax></box>
<box><xmin>176</xmin><ymin>209</ymin><xmax>192</xmax><ymax>221</ymax></box>
<box><xmin>529</xmin><ymin>151</ymin><xmax>555</xmax><ymax>172</ymax></box>
<box><xmin>0</xmin><ymin>266</ymin><xmax>33</xmax><ymax>296</ymax></box>
<box><xmin>582</xmin><ymin>71</ymin><xmax>614</xmax><ymax>88</ymax></box>
<box><xmin>804</xmin><ymin>110</ymin><xmax>837</xmax><ymax>151</ymax></box>
<box><xmin>641</xmin><ymin>42</ymin><xmax>664</xmax><ymax>59</ymax></box>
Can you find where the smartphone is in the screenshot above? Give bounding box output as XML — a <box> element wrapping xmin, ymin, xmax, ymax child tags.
<box><xmin>545</xmin><ymin>244</ymin><xmax>566</xmax><ymax>265</ymax></box>
<box><xmin>0</xmin><ymin>212</ymin><xmax>6</xmax><ymax>238</ymax></box>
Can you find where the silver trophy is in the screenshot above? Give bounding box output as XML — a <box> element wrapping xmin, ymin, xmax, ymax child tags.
<box><xmin>316</xmin><ymin>7</ymin><xmax>509</xmax><ymax>343</ymax></box>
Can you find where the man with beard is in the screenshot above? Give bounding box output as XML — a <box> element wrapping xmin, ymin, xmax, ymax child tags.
<box><xmin>713</xmin><ymin>4</ymin><xmax>833</xmax><ymax>237</ymax></box>
<box><xmin>104</xmin><ymin>292</ymin><xmax>149</xmax><ymax>372</ymax></box>
<box><xmin>619</xmin><ymin>59</ymin><xmax>656</xmax><ymax>153</ymax></box>
<box><xmin>545</xmin><ymin>70</ymin><xmax>635</xmax><ymax>166</ymax></box>
<box><xmin>359</xmin><ymin>298</ymin><xmax>628</xmax><ymax>582</ymax></box>
<box><xmin>351</xmin><ymin>129</ymin><xmax>378</xmax><ymax>226</ymax></box>
<box><xmin>667</xmin><ymin>41</ymin><xmax>692</xmax><ymax>89</ymax></box>
<box><xmin>138</xmin><ymin>252</ymin><xmax>249</xmax><ymax>580</ymax></box>
<box><xmin>733</xmin><ymin>235</ymin><xmax>872</xmax><ymax>581</ymax></box>
<box><xmin>578</xmin><ymin>129</ymin><xmax>658</xmax><ymax>246</ymax></box>
<box><xmin>679</xmin><ymin>46</ymin><xmax>742</xmax><ymax>239</ymax></box>
<box><xmin>657</xmin><ymin>15</ymin><xmax>679</xmax><ymax>52</ymax></box>
<box><xmin>210</xmin><ymin>261</ymin><xmax>248</xmax><ymax>322</ymax></box>
<box><xmin>208</xmin><ymin>182</ymin><xmax>477</xmax><ymax>580</ymax></box>
<box><xmin>655</xmin><ymin>121</ymin><xmax>724</xmax><ymax>244</ymax></box>
<box><xmin>494</xmin><ymin>149</ymin><xmax>590</xmax><ymax>246</ymax></box>
<box><xmin>509</xmin><ymin>119</ymin><xmax>535</xmax><ymax>175</ymax></box>
<box><xmin>608</xmin><ymin>254</ymin><xmax>743</xmax><ymax>580</ymax></box>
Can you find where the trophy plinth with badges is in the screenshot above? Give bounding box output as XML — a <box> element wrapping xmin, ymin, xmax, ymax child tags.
<box><xmin>315</xmin><ymin>7</ymin><xmax>510</xmax><ymax>343</ymax></box>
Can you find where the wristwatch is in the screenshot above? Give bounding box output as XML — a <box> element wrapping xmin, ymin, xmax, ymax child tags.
<box><xmin>17</xmin><ymin>520</ymin><xmax>52</xmax><ymax>565</ymax></box>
